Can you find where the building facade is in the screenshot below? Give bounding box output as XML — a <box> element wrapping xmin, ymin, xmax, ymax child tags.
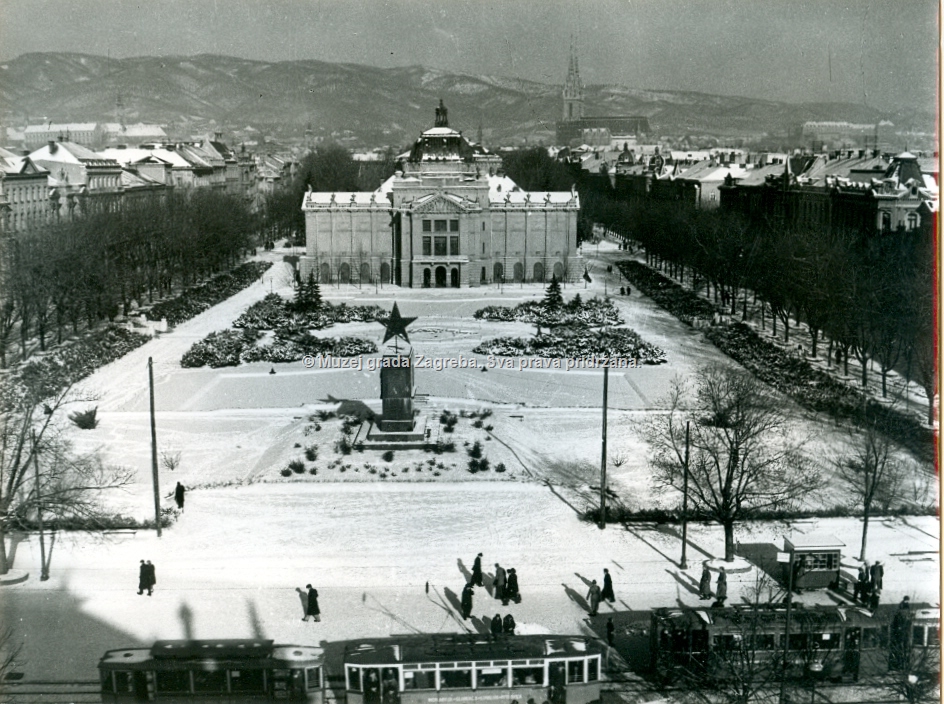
<box><xmin>301</xmin><ymin>104</ymin><xmax>581</xmax><ymax>288</ymax></box>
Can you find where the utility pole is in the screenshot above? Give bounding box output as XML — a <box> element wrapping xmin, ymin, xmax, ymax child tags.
<box><xmin>148</xmin><ymin>357</ymin><xmax>162</xmax><ymax>538</ymax></box>
<box><xmin>31</xmin><ymin>430</ymin><xmax>49</xmax><ymax>580</ymax></box>
<box><xmin>680</xmin><ymin>420</ymin><xmax>690</xmax><ymax>569</ymax></box>
<box><xmin>599</xmin><ymin>364</ymin><xmax>609</xmax><ymax>529</ymax></box>
<box><xmin>779</xmin><ymin>555</ymin><xmax>795</xmax><ymax>704</ymax></box>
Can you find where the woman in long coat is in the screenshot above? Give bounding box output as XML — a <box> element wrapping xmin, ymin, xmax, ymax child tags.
<box><xmin>460</xmin><ymin>583</ymin><xmax>474</xmax><ymax>620</ymax></box>
<box><xmin>601</xmin><ymin>569</ymin><xmax>615</xmax><ymax>602</ymax></box>
<box><xmin>506</xmin><ymin>568</ymin><xmax>520</xmax><ymax>604</ymax></box>
<box><xmin>471</xmin><ymin>553</ymin><xmax>483</xmax><ymax>587</ymax></box>
<box><xmin>715</xmin><ymin>568</ymin><xmax>727</xmax><ymax>603</ymax></box>
<box><xmin>490</xmin><ymin>614</ymin><xmax>503</xmax><ymax>636</ymax></box>
<box><xmin>502</xmin><ymin>613</ymin><xmax>516</xmax><ymax>635</ymax></box>
<box><xmin>698</xmin><ymin>565</ymin><xmax>712</xmax><ymax>600</ymax></box>
<box><xmin>303</xmin><ymin>585</ymin><xmax>321</xmax><ymax>621</ymax></box>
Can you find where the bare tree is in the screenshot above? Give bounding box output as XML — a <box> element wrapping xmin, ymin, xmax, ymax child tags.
<box><xmin>160</xmin><ymin>449</ymin><xmax>182</xmax><ymax>472</ymax></box>
<box><xmin>0</xmin><ymin>383</ymin><xmax>133</xmax><ymax>575</ymax></box>
<box><xmin>834</xmin><ymin>419</ymin><xmax>906</xmax><ymax>561</ymax></box>
<box><xmin>647</xmin><ymin>367</ymin><xmax>815</xmax><ymax>561</ymax></box>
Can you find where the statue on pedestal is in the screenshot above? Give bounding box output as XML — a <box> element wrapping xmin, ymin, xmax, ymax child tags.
<box><xmin>377</xmin><ymin>302</ymin><xmax>417</xmax><ymax>432</ymax></box>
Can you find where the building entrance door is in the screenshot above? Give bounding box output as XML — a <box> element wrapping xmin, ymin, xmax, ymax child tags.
<box><xmin>435</xmin><ymin>266</ymin><xmax>447</xmax><ymax>288</ymax></box>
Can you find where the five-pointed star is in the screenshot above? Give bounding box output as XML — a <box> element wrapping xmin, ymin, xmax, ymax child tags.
<box><xmin>379</xmin><ymin>302</ymin><xmax>417</xmax><ymax>345</ymax></box>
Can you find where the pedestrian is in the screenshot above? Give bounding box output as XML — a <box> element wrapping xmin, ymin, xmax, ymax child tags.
<box><xmin>503</xmin><ymin>613</ymin><xmax>516</xmax><ymax>635</ymax></box>
<box><xmin>174</xmin><ymin>482</ymin><xmax>186</xmax><ymax>511</ymax></box>
<box><xmin>494</xmin><ymin>563</ymin><xmax>507</xmax><ymax>604</ymax></box>
<box><xmin>586</xmin><ymin>580</ymin><xmax>602</xmax><ymax>616</ymax></box>
<box><xmin>472</xmin><ymin>553</ymin><xmax>483</xmax><ymax>587</ymax></box>
<box><xmin>606</xmin><ymin>617</ymin><xmax>615</xmax><ymax>647</ymax></box>
<box><xmin>506</xmin><ymin>568</ymin><xmax>521</xmax><ymax>604</ymax></box>
<box><xmin>601</xmin><ymin>568</ymin><xmax>615</xmax><ymax>603</ymax></box>
<box><xmin>302</xmin><ymin>584</ymin><xmax>320</xmax><ymax>622</ymax></box>
<box><xmin>868</xmin><ymin>589</ymin><xmax>881</xmax><ymax>612</ymax></box>
<box><xmin>460</xmin><ymin>583</ymin><xmax>474</xmax><ymax>620</ymax></box>
<box><xmin>792</xmin><ymin>556</ymin><xmax>806</xmax><ymax>594</ymax></box>
<box><xmin>715</xmin><ymin>567</ymin><xmax>727</xmax><ymax>604</ymax></box>
<box><xmin>144</xmin><ymin>560</ymin><xmax>156</xmax><ymax>596</ymax></box>
<box><xmin>870</xmin><ymin>561</ymin><xmax>884</xmax><ymax>592</ymax></box>
<box><xmin>854</xmin><ymin>565</ymin><xmax>869</xmax><ymax>602</ymax></box>
<box><xmin>899</xmin><ymin>595</ymin><xmax>911</xmax><ymax>610</ymax></box>
<box><xmin>490</xmin><ymin>613</ymin><xmax>503</xmax><ymax>636</ymax></box>
<box><xmin>698</xmin><ymin>565</ymin><xmax>712</xmax><ymax>600</ymax></box>
<box><xmin>137</xmin><ymin>559</ymin><xmax>148</xmax><ymax>595</ymax></box>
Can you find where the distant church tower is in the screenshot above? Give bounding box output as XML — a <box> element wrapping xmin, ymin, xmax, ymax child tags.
<box><xmin>562</xmin><ymin>40</ymin><xmax>584</xmax><ymax>121</ymax></box>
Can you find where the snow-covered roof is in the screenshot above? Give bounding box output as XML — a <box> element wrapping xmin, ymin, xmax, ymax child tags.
<box><xmin>25</xmin><ymin>122</ymin><xmax>97</xmax><ymax>134</ymax></box>
<box><xmin>422</xmin><ymin>127</ymin><xmax>461</xmax><ymax>137</ymax></box>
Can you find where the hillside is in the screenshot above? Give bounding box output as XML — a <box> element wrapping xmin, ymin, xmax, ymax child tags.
<box><xmin>0</xmin><ymin>52</ymin><xmax>931</xmax><ymax>147</ymax></box>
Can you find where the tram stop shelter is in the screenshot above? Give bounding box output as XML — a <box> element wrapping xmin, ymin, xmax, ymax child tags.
<box><xmin>782</xmin><ymin>534</ymin><xmax>845</xmax><ymax>590</ymax></box>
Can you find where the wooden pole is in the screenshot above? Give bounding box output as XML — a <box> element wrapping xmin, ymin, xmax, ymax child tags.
<box><xmin>599</xmin><ymin>365</ymin><xmax>609</xmax><ymax>530</ymax></box>
<box><xmin>148</xmin><ymin>357</ymin><xmax>162</xmax><ymax>538</ymax></box>
<box><xmin>31</xmin><ymin>430</ymin><xmax>48</xmax><ymax>580</ymax></box>
<box><xmin>779</xmin><ymin>556</ymin><xmax>795</xmax><ymax>704</ymax></box>
<box><xmin>680</xmin><ymin>420</ymin><xmax>690</xmax><ymax>569</ymax></box>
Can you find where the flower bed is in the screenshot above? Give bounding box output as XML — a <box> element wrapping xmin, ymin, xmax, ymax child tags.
<box><xmin>617</xmin><ymin>261</ymin><xmax>718</xmax><ymax>325</ymax></box>
<box><xmin>233</xmin><ymin>295</ymin><xmax>384</xmax><ymax>331</ymax></box>
<box><xmin>5</xmin><ymin>325</ymin><xmax>150</xmax><ymax>406</ymax></box>
<box><xmin>232</xmin><ymin>293</ymin><xmax>291</xmax><ymax>329</ymax></box>
<box><xmin>181</xmin><ymin>329</ymin><xmax>262</xmax><ymax>368</ymax></box>
<box><xmin>182</xmin><ymin>328</ymin><xmax>377</xmax><ymax>368</ymax></box>
<box><xmin>473</xmin><ymin>327</ymin><xmax>666</xmax><ymax>364</ymax></box>
<box><xmin>146</xmin><ymin>261</ymin><xmax>272</xmax><ymax>326</ymax></box>
<box><xmin>474</xmin><ymin>296</ymin><xmax>623</xmax><ymax>327</ymax></box>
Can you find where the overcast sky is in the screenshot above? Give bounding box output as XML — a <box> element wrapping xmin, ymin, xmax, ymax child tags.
<box><xmin>0</xmin><ymin>0</ymin><xmax>938</xmax><ymax>112</ymax></box>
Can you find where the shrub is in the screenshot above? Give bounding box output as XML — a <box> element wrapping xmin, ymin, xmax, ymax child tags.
<box><xmin>305</xmin><ymin>445</ymin><xmax>318</xmax><ymax>461</ymax></box>
<box><xmin>69</xmin><ymin>407</ymin><xmax>99</xmax><ymax>430</ymax></box>
<box><xmin>495</xmin><ymin>462</ymin><xmax>507</xmax><ymax>473</ymax></box>
<box><xmin>473</xmin><ymin>419</ymin><xmax>484</xmax><ymax>429</ymax></box>
<box><xmin>335</xmin><ymin>436</ymin><xmax>352</xmax><ymax>455</ymax></box>
<box><xmin>317</xmin><ymin>410</ymin><xmax>336</xmax><ymax>421</ymax></box>
<box><xmin>485</xmin><ymin>425</ymin><xmax>494</xmax><ymax>432</ymax></box>
<box><xmin>468</xmin><ymin>457</ymin><xmax>490</xmax><ymax>473</ymax></box>
<box><xmin>382</xmin><ymin>450</ymin><xmax>395</xmax><ymax>462</ymax></box>
<box><xmin>308</xmin><ymin>467</ymin><xmax>318</xmax><ymax>475</ymax></box>
<box><xmin>369</xmin><ymin>467</ymin><xmax>377</xmax><ymax>474</ymax></box>
<box><xmin>468</xmin><ymin>441</ymin><xmax>483</xmax><ymax>459</ymax></box>
<box><xmin>146</xmin><ymin>262</ymin><xmax>272</xmax><ymax>326</ymax></box>
<box><xmin>280</xmin><ymin>468</ymin><xmax>293</xmax><ymax>477</ymax></box>
<box><xmin>288</xmin><ymin>459</ymin><xmax>306</xmax><ymax>474</ymax></box>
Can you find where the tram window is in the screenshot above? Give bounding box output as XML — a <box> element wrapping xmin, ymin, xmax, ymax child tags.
<box><xmin>439</xmin><ymin>669</ymin><xmax>472</xmax><ymax>688</ymax></box>
<box><xmin>348</xmin><ymin>666</ymin><xmax>362</xmax><ymax>691</ymax></box>
<box><xmin>862</xmin><ymin>628</ymin><xmax>886</xmax><ymax>650</ymax></box>
<box><xmin>714</xmin><ymin>635</ymin><xmax>743</xmax><ymax>651</ymax></box>
<box><xmin>306</xmin><ymin>667</ymin><xmax>322</xmax><ymax>691</ymax></box>
<box><xmin>156</xmin><ymin>670</ymin><xmax>191</xmax><ymax>694</ymax></box>
<box><xmin>787</xmin><ymin>634</ymin><xmax>809</xmax><ymax>651</ymax></box>
<box><xmin>512</xmin><ymin>666</ymin><xmax>543</xmax><ymax>686</ymax></box>
<box><xmin>913</xmin><ymin>627</ymin><xmax>927</xmax><ymax>647</ymax></box>
<box><xmin>403</xmin><ymin>670</ymin><xmax>435</xmax><ymax>690</ymax></box>
<box><xmin>567</xmin><ymin>661</ymin><xmax>584</xmax><ymax>683</ymax></box>
<box><xmin>929</xmin><ymin>628</ymin><xmax>940</xmax><ymax>646</ymax></box>
<box><xmin>230</xmin><ymin>669</ymin><xmax>266</xmax><ymax>694</ymax></box>
<box><xmin>113</xmin><ymin>671</ymin><xmax>132</xmax><ymax>694</ymax></box>
<box><xmin>193</xmin><ymin>669</ymin><xmax>227</xmax><ymax>693</ymax></box>
<box><xmin>476</xmin><ymin>666</ymin><xmax>508</xmax><ymax>688</ymax></box>
<box><xmin>751</xmin><ymin>634</ymin><xmax>776</xmax><ymax>651</ymax></box>
<box><xmin>815</xmin><ymin>633</ymin><xmax>839</xmax><ymax>649</ymax></box>
<box><xmin>587</xmin><ymin>658</ymin><xmax>599</xmax><ymax>682</ymax></box>
<box><xmin>691</xmin><ymin>630</ymin><xmax>709</xmax><ymax>652</ymax></box>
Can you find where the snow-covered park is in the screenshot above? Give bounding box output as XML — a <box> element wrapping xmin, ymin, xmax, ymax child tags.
<box><xmin>2</xmin><ymin>245</ymin><xmax>938</xmax><ymax>687</ymax></box>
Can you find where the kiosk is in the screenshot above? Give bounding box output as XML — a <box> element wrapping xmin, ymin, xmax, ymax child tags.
<box><xmin>782</xmin><ymin>534</ymin><xmax>845</xmax><ymax>590</ymax></box>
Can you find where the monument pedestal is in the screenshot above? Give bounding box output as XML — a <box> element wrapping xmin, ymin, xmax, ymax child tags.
<box><xmin>365</xmin><ymin>350</ymin><xmax>427</xmax><ymax>448</ymax></box>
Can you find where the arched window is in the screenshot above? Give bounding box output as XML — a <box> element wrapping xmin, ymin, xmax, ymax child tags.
<box><xmin>380</xmin><ymin>262</ymin><xmax>391</xmax><ymax>284</ymax></box>
<box><xmin>533</xmin><ymin>262</ymin><xmax>545</xmax><ymax>283</ymax></box>
<box><xmin>493</xmin><ymin>262</ymin><xmax>504</xmax><ymax>282</ymax></box>
<box><xmin>319</xmin><ymin>263</ymin><xmax>331</xmax><ymax>283</ymax></box>
<box><xmin>339</xmin><ymin>263</ymin><xmax>351</xmax><ymax>283</ymax></box>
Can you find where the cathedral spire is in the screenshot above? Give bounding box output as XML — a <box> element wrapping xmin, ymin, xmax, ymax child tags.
<box><xmin>563</xmin><ymin>37</ymin><xmax>584</xmax><ymax>122</ymax></box>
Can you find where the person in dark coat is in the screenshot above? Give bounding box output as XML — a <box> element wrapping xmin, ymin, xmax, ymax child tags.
<box><xmin>715</xmin><ymin>567</ymin><xmax>727</xmax><ymax>604</ymax></box>
<box><xmin>503</xmin><ymin>613</ymin><xmax>516</xmax><ymax>635</ymax></box>
<box><xmin>606</xmin><ymin>618</ymin><xmax>615</xmax><ymax>647</ymax></box>
<box><xmin>460</xmin><ymin>583</ymin><xmax>474</xmax><ymax>620</ymax></box>
<box><xmin>302</xmin><ymin>584</ymin><xmax>320</xmax><ymax>621</ymax></box>
<box><xmin>494</xmin><ymin>564</ymin><xmax>507</xmax><ymax>604</ymax></box>
<box><xmin>870</xmin><ymin>561</ymin><xmax>884</xmax><ymax>592</ymax></box>
<box><xmin>471</xmin><ymin>553</ymin><xmax>483</xmax><ymax>587</ymax></box>
<box><xmin>144</xmin><ymin>560</ymin><xmax>156</xmax><ymax>596</ymax></box>
<box><xmin>868</xmin><ymin>588</ymin><xmax>881</xmax><ymax>612</ymax></box>
<box><xmin>137</xmin><ymin>560</ymin><xmax>148</xmax><ymax>595</ymax></box>
<box><xmin>854</xmin><ymin>565</ymin><xmax>869</xmax><ymax>602</ymax></box>
<box><xmin>490</xmin><ymin>614</ymin><xmax>503</xmax><ymax>636</ymax></box>
<box><xmin>586</xmin><ymin>580</ymin><xmax>602</xmax><ymax>616</ymax></box>
<box><xmin>601</xmin><ymin>568</ymin><xmax>615</xmax><ymax>603</ymax></box>
<box><xmin>506</xmin><ymin>568</ymin><xmax>520</xmax><ymax>604</ymax></box>
<box><xmin>698</xmin><ymin>565</ymin><xmax>712</xmax><ymax>600</ymax></box>
<box><xmin>174</xmin><ymin>482</ymin><xmax>186</xmax><ymax>511</ymax></box>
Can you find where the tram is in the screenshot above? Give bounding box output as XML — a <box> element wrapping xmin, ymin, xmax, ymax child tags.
<box><xmin>650</xmin><ymin>602</ymin><xmax>939</xmax><ymax>683</ymax></box>
<box><xmin>342</xmin><ymin>634</ymin><xmax>604</xmax><ymax>704</ymax></box>
<box><xmin>99</xmin><ymin>639</ymin><xmax>325</xmax><ymax>703</ymax></box>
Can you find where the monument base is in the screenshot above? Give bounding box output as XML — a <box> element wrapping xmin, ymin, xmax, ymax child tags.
<box><xmin>364</xmin><ymin>418</ymin><xmax>428</xmax><ymax>450</ymax></box>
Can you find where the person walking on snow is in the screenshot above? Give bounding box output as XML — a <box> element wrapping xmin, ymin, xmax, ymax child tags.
<box><xmin>494</xmin><ymin>564</ymin><xmax>507</xmax><ymax>604</ymax></box>
<box><xmin>174</xmin><ymin>482</ymin><xmax>186</xmax><ymax>511</ymax></box>
<box><xmin>490</xmin><ymin>614</ymin><xmax>503</xmax><ymax>636</ymax></box>
<box><xmin>601</xmin><ymin>568</ymin><xmax>615</xmax><ymax>603</ymax></box>
<box><xmin>144</xmin><ymin>560</ymin><xmax>156</xmax><ymax>596</ymax></box>
<box><xmin>460</xmin><ymin>583</ymin><xmax>474</xmax><ymax>620</ymax></box>
<box><xmin>870</xmin><ymin>561</ymin><xmax>884</xmax><ymax>592</ymax></box>
<box><xmin>586</xmin><ymin>580</ymin><xmax>602</xmax><ymax>616</ymax></box>
<box><xmin>471</xmin><ymin>553</ymin><xmax>484</xmax><ymax>587</ymax></box>
<box><xmin>715</xmin><ymin>567</ymin><xmax>727</xmax><ymax>605</ymax></box>
<box><xmin>506</xmin><ymin>568</ymin><xmax>521</xmax><ymax>604</ymax></box>
<box><xmin>302</xmin><ymin>585</ymin><xmax>320</xmax><ymax>622</ymax></box>
<box><xmin>698</xmin><ymin>565</ymin><xmax>712</xmax><ymax>600</ymax></box>
<box><xmin>137</xmin><ymin>560</ymin><xmax>148</xmax><ymax>595</ymax></box>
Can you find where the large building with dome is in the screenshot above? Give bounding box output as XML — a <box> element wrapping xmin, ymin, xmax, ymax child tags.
<box><xmin>300</xmin><ymin>102</ymin><xmax>581</xmax><ymax>288</ymax></box>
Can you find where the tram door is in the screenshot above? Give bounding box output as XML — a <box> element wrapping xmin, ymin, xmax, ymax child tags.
<box><xmin>362</xmin><ymin>668</ymin><xmax>400</xmax><ymax>704</ymax></box>
<box><xmin>548</xmin><ymin>662</ymin><xmax>566</xmax><ymax>704</ymax></box>
<box><xmin>843</xmin><ymin>628</ymin><xmax>861</xmax><ymax>680</ymax></box>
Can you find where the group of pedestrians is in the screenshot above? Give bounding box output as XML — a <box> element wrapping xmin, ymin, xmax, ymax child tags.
<box><xmin>464</xmin><ymin>553</ymin><xmax>520</xmax><ymax>635</ymax></box>
<box><xmin>853</xmin><ymin>560</ymin><xmax>885</xmax><ymax>610</ymax></box>
<box><xmin>586</xmin><ymin>568</ymin><xmax>616</xmax><ymax>616</ymax></box>
<box><xmin>697</xmin><ymin>564</ymin><xmax>727</xmax><ymax>605</ymax></box>
<box><xmin>137</xmin><ymin>560</ymin><xmax>157</xmax><ymax>595</ymax></box>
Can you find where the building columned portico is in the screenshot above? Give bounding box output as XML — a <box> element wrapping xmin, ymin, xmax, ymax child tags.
<box><xmin>300</xmin><ymin>103</ymin><xmax>581</xmax><ymax>288</ymax></box>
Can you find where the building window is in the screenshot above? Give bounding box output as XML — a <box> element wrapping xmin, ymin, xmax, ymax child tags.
<box><xmin>908</xmin><ymin>212</ymin><xmax>919</xmax><ymax>230</ymax></box>
<box><xmin>434</xmin><ymin>219</ymin><xmax>448</xmax><ymax>232</ymax></box>
<box><xmin>422</xmin><ymin>220</ymin><xmax>432</xmax><ymax>232</ymax></box>
<box><xmin>422</xmin><ymin>237</ymin><xmax>431</xmax><ymax>256</ymax></box>
<box><xmin>450</xmin><ymin>236</ymin><xmax>459</xmax><ymax>255</ymax></box>
<box><xmin>450</xmin><ymin>219</ymin><xmax>459</xmax><ymax>232</ymax></box>
<box><xmin>482</xmin><ymin>242</ymin><xmax>485</xmax><ymax>254</ymax></box>
<box><xmin>434</xmin><ymin>237</ymin><xmax>447</xmax><ymax>256</ymax></box>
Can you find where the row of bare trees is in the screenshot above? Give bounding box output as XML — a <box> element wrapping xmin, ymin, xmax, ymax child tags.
<box><xmin>582</xmin><ymin>195</ymin><xmax>935</xmax><ymax>424</ymax></box>
<box><xmin>0</xmin><ymin>189</ymin><xmax>257</xmax><ymax>368</ymax></box>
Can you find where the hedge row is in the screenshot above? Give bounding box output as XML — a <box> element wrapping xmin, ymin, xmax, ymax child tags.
<box><xmin>146</xmin><ymin>261</ymin><xmax>272</xmax><ymax>326</ymax></box>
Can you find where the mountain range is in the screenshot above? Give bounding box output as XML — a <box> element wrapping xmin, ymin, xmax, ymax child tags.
<box><xmin>0</xmin><ymin>52</ymin><xmax>932</xmax><ymax>148</ymax></box>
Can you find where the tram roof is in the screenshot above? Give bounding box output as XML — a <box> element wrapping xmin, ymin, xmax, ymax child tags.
<box><xmin>150</xmin><ymin>639</ymin><xmax>275</xmax><ymax>660</ymax></box>
<box><xmin>344</xmin><ymin>635</ymin><xmax>602</xmax><ymax>665</ymax></box>
<box><xmin>651</xmin><ymin>603</ymin><xmax>937</xmax><ymax>630</ymax></box>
